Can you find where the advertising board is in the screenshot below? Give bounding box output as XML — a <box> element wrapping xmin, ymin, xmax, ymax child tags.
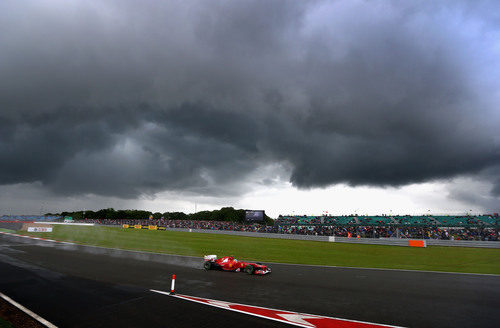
<box><xmin>27</xmin><ymin>227</ymin><xmax>53</xmax><ymax>232</ymax></box>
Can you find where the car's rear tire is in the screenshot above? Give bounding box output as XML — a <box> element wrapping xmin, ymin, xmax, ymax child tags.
<box><xmin>204</xmin><ymin>261</ymin><xmax>212</xmax><ymax>270</ymax></box>
<box><xmin>244</xmin><ymin>265</ymin><xmax>254</xmax><ymax>275</ymax></box>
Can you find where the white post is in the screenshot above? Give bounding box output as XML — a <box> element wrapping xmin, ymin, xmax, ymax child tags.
<box><xmin>170</xmin><ymin>274</ymin><xmax>176</xmax><ymax>294</ymax></box>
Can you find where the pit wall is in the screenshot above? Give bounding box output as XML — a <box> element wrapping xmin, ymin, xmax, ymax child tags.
<box><xmin>156</xmin><ymin>227</ymin><xmax>500</xmax><ymax>248</ymax></box>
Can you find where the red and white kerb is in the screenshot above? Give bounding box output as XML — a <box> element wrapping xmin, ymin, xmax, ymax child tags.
<box><xmin>151</xmin><ymin>290</ymin><xmax>403</xmax><ymax>328</ymax></box>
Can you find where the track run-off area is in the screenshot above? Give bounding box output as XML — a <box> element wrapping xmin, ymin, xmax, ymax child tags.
<box><xmin>0</xmin><ymin>232</ymin><xmax>499</xmax><ymax>327</ymax></box>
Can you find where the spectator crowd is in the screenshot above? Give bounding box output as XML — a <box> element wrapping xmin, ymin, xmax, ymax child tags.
<box><xmin>77</xmin><ymin>218</ymin><xmax>499</xmax><ymax>241</ymax></box>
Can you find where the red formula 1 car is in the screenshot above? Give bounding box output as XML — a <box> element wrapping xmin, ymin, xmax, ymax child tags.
<box><xmin>203</xmin><ymin>255</ymin><xmax>271</xmax><ymax>275</ymax></box>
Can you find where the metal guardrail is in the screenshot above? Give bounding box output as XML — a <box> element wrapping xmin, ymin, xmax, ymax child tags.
<box><xmin>426</xmin><ymin>239</ymin><xmax>500</xmax><ymax>248</ymax></box>
<box><xmin>333</xmin><ymin>236</ymin><xmax>409</xmax><ymax>246</ymax></box>
<box><xmin>163</xmin><ymin>227</ymin><xmax>331</xmax><ymax>241</ymax></box>
<box><xmin>160</xmin><ymin>227</ymin><xmax>500</xmax><ymax>248</ymax></box>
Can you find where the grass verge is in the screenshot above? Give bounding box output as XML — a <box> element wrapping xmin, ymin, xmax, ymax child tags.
<box><xmin>19</xmin><ymin>225</ymin><xmax>500</xmax><ymax>275</ymax></box>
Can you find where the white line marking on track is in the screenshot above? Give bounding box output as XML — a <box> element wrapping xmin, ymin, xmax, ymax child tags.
<box><xmin>268</xmin><ymin>261</ymin><xmax>500</xmax><ymax>277</ymax></box>
<box><xmin>0</xmin><ymin>292</ymin><xmax>57</xmax><ymax>328</ymax></box>
<box><xmin>77</xmin><ymin>243</ymin><xmax>500</xmax><ymax>277</ymax></box>
<box><xmin>0</xmin><ymin>232</ymin><xmax>75</xmax><ymax>245</ymax></box>
<box><xmin>1</xmin><ymin>231</ymin><xmax>497</xmax><ymax>276</ymax></box>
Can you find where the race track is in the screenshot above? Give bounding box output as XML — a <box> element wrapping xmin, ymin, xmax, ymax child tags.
<box><xmin>0</xmin><ymin>234</ymin><xmax>499</xmax><ymax>327</ymax></box>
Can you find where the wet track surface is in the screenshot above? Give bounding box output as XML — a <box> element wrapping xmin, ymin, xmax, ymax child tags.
<box><xmin>0</xmin><ymin>234</ymin><xmax>499</xmax><ymax>327</ymax></box>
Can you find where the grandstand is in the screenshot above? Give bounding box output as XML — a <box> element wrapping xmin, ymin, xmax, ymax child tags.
<box><xmin>277</xmin><ymin>215</ymin><xmax>499</xmax><ymax>228</ymax></box>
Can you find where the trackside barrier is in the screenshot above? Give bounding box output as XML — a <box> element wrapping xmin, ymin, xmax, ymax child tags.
<box><xmin>162</xmin><ymin>228</ymin><xmax>332</xmax><ymax>241</ymax></box>
<box><xmin>140</xmin><ymin>227</ymin><xmax>500</xmax><ymax>248</ymax></box>
<box><xmin>120</xmin><ymin>224</ymin><xmax>167</xmax><ymax>231</ymax></box>
<box><xmin>34</xmin><ymin>222</ymin><xmax>94</xmax><ymax>226</ymax></box>
<box><xmin>27</xmin><ymin>227</ymin><xmax>53</xmax><ymax>232</ymax></box>
<box><xmin>426</xmin><ymin>239</ymin><xmax>500</xmax><ymax>248</ymax></box>
<box><xmin>408</xmin><ymin>240</ymin><xmax>426</xmax><ymax>247</ymax></box>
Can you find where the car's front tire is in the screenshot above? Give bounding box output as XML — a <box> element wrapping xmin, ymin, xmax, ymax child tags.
<box><xmin>244</xmin><ymin>265</ymin><xmax>254</xmax><ymax>275</ymax></box>
<box><xmin>204</xmin><ymin>261</ymin><xmax>212</xmax><ymax>270</ymax></box>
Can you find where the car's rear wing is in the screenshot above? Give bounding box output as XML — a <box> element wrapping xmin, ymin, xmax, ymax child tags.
<box><xmin>204</xmin><ymin>255</ymin><xmax>217</xmax><ymax>261</ymax></box>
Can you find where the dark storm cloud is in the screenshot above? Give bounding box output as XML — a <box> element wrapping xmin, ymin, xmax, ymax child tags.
<box><xmin>1</xmin><ymin>0</ymin><xmax>499</xmax><ymax>198</ymax></box>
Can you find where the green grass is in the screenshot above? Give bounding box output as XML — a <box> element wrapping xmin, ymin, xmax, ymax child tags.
<box><xmin>20</xmin><ymin>225</ymin><xmax>500</xmax><ymax>274</ymax></box>
<box><xmin>0</xmin><ymin>228</ymin><xmax>15</xmax><ymax>233</ymax></box>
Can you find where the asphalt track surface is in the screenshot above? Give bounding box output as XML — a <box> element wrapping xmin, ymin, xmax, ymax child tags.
<box><xmin>0</xmin><ymin>234</ymin><xmax>499</xmax><ymax>327</ymax></box>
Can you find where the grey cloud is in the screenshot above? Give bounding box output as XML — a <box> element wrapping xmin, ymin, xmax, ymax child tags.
<box><xmin>447</xmin><ymin>172</ymin><xmax>500</xmax><ymax>212</ymax></box>
<box><xmin>478</xmin><ymin>166</ymin><xmax>500</xmax><ymax>197</ymax></box>
<box><xmin>1</xmin><ymin>0</ymin><xmax>500</xmax><ymax>200</ymax></box>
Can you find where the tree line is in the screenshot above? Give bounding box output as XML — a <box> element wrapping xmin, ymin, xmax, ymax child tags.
<box><xmin>48</xmin><ymin>207</ymin><xmax>274</xmax><ymax>225</ymax></box>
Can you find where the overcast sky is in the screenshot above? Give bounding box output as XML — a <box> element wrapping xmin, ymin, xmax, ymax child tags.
<box><xmin>1</xmin><ymin>0</ymin><xmax>499</xmax><ymax>217</ymax></box>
